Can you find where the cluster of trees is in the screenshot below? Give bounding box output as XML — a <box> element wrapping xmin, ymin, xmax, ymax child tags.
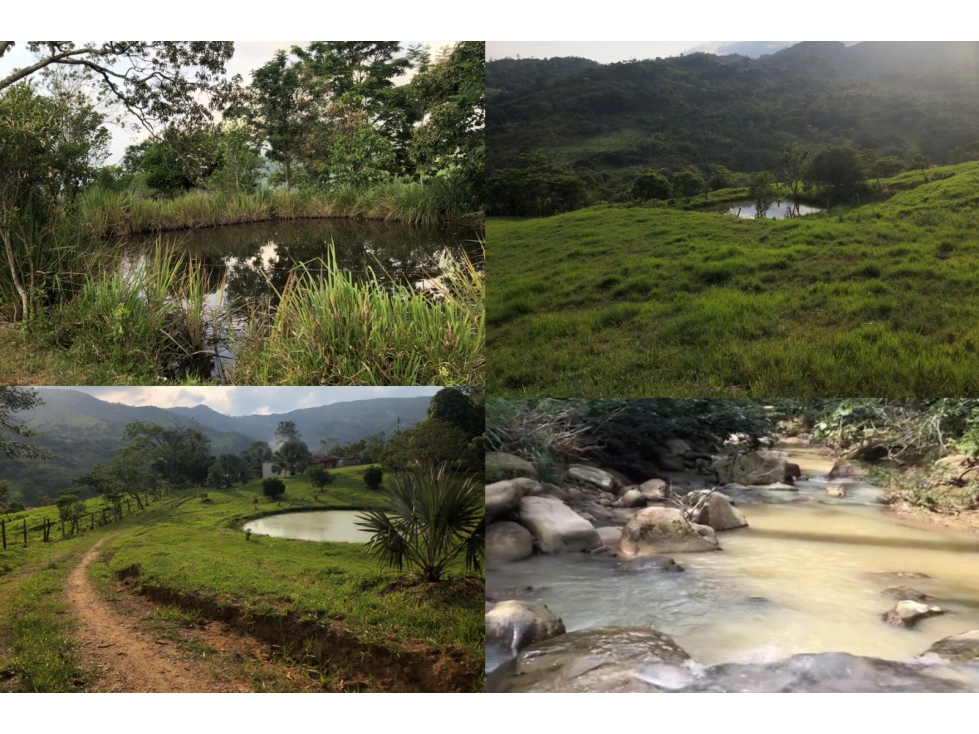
<box><xmin>0</xmin><ymin>40</ymin><xmax>484</xmax><ymax>205</ymax></box>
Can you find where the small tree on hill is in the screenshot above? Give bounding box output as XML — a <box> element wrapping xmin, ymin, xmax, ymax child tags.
<box><xmin>910</xmin><ymin>153</ymin><xmax>930</xmax><ymax>182</ymax></box>
<box><xmin>748</xmin><ymin>171</ymin><xmax>777</xmax><ymax>217</ymax></box>
<box><xmin>671</xmin><ymin>170</ymin><xmax>704</xmax><ymax>198</ymax></box>
<box><xmin>631</xmin><ymin>171</ymin><xmax>671</xmax><ymax>201</ymax></box>
<box><xmin>262</xmin><ymin>477</ymin><xmax>286</xmax><ymax>500</ymax></box>
<box><xmin>307</xmin><ymin>465</ymin><xmax>335</xmax><ymax>491</ymax></box>
<box><xmin>363</xmin><ymin>465</ymin><xmax>383</xmax><ymax>489</ymax></box>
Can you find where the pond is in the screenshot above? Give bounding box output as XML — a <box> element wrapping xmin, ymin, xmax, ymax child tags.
<box><xmin>118</xmin><ymin>218</ymin><xmax>482</xmax><ymax>380</ymax></box>
<box><xmin>703</xmin><ymin>199</ymin><xmax>823</xmax><ymax>219</ymax></box>
<box><xmin>243</xmin><ymin>510</ymin><xmax>375</xmax><ymax>543</ymax></box>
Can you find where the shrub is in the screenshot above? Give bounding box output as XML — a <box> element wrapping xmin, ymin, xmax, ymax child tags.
<box><xmin>262</xmin><ymin>477</ymin><xmax>286</xmax><ymax>499</ymax></box>
<box><xmin>363</xmin><ymin>465</ymin><xmax>384</xmax><ymax>489</ymax></box>
<box><xmin>307</xmin><ymin>465</ymin><xmax>335</xmax><ymax>490</ymax></box>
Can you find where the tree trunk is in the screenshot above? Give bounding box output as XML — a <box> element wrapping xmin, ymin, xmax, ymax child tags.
<box><xmin>1</xmin><ymin>225</ymin><xmax>29</xmax><ymax>321</ymax></box>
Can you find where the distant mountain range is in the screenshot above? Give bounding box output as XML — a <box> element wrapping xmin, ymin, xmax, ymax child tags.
<box><xmin>0</xmin><ymin>390</ymin><xmax>431</xmax><ymax>504</ymax></box>
<box><xmin>488</xmin><ymin>41</ymin><xmax>979</xmax><ymax>186</ymax></box>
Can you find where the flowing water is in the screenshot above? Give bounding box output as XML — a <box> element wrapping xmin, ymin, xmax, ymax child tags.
<box><xmin>486</xmin><ymin>447</ymin><xmax>979</xmax><ymax>675</ymax></box>
<box><xmin>243</xmin><ymin>510</ymin><xmax>373</xmax><ymax>543</ymax></box>
<box><xmin>703</xmin><ymin>199</ymin><xmax>823</xmax><ymax>218</ymax></box>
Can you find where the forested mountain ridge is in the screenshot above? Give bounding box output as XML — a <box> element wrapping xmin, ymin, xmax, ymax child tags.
<box><xmin>487</xmin><ymin>42</ymin><xmax>979</xmax><ymax>182</ymax></box>
<box><xmin>0</xmin><ymin>390</ymin><xmax>432</xmax><ymax>504</ymax></box>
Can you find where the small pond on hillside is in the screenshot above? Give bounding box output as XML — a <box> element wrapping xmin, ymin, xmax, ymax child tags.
<box><xmin>115</xmin><ymin>218</ymin><xmax>482</xmax><ymax>380</ymax></box>
<box><xmin>243</xmin><ymin>510</ymin><xmax>374</xmax><ymax>543</ymax></box>
<box><xmin>702</xmin><ymin>199</ymin><xmax>824</xmax><ymax>219</ymax></box>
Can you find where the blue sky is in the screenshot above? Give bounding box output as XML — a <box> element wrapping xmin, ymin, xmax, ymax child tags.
<box><xmin>42</xmin><ymin>387</ymin><xmax>441</xmax><ymax>416</ymax></box>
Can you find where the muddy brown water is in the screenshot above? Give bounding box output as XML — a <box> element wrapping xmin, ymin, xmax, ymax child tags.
<box><xmin>486</xmin><ymin>446</ymin><xmax>979</xmax><ymax>673</ymax></box>
<box><xmin>243</xmin><ymin>510</ymin><xmax>373</xmax><ymax>543</ymax></box>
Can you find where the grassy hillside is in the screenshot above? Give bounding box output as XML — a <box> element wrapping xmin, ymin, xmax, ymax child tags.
<box><xmin>0</xmin><ymin>466</ymin><xmax>484</xmax><ymax>692</ymax></box>
<box><xmin>487</xmin><ymin>161</ymin><xmax>979</xmax><ymax>397</ymax></box>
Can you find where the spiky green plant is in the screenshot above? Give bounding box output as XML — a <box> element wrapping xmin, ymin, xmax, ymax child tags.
<box><xmin>355</xmin><ymin>464</ymin><xmax>484</xmax><ymax>582</ymax></box>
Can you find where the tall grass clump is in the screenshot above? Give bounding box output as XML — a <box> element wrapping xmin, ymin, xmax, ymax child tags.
<box><xmin>49</xmin><ymin>244</ymin><xmax>215</xmax><ymax>380</ymax></box>
<box><xmin>232</xmin><ymin>247</ymin><xmax>483</xmax><ymax>386</ymax></box>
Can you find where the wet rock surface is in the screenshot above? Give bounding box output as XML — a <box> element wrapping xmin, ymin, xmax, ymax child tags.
<box><xmin>619</xmin><ymin>507</ymin><xmax>721</xmax><ymax>555</ymax></box>
<box><xmin>923</xmin><ymin>629</ymin><xmax>979</xmax><ymax>662</ymax></box>
<box><xmin>485</xmin><ymin>600</ymin><xmax>566</xmax><ymax>657</ymax></box>
<box><xmin>882</xmin><ymin>600</ymin><xmax>946</xmax><ymax>628</ymax></box>
<box><xmin>519</xmin><ymin>496</ymin><xmax>601</xmax><ymax>553</ymax></box>
<box><xmin>487</xmin><ymin>521</ymin><xmax>534</xmax><ymax>564</ymax></box>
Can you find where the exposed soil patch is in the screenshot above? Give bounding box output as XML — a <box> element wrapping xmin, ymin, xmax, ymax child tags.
<box><xmin>66</xmin><ymin>542</ymin><xmax>266</xmax><ymax>692</ymax></box>
<box><xmin>133</xmin><ymin>574</ymin><xmax>482</xmax><ymax>692</ymax></box>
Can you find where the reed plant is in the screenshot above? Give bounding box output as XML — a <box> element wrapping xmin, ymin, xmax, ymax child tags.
<box><xmin>231</xmin><ymin>247</ymin><xmax>484</xmax><ymax>386</ymax></box>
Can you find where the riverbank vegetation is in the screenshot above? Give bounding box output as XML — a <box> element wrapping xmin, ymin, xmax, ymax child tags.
<box><xmin>0</xmin><ymin>41</ymin><xmax>485</xmax><ymax>385</ymax></box>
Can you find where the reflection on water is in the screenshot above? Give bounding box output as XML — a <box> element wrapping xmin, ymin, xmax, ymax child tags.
<box><xmin>707</xmin><ymin>199</ymin><xmax>823</xmax><ymax>219</ymax></box>
<box><xmin>243</xmin><ymin>510</ymin><xmax>373</xmax><ymax>543</ymax></box>
<box><xmin>487</xmin><ymin>503</ymin><xmax>979</xmax><ymax>671</ymax></box>
<box><xmin>117</xmin><ymin>218</ymin><xmax>481</xmax><ymax>380</ymax></box>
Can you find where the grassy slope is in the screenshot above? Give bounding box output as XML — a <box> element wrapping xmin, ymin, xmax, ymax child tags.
<box><xmin>488</xmin><ymin>161</ymin><xmax>979</xmax><ymax>397</ymax></box>
<box><xmin>0</xmin><ymin>467</ymin><xmax>483</xmax><ymax>691</ymax></box>
<box><xmin>95</xmin><ymin>468</ymin><xmax>484</xmax><ymax>673</ymax></box>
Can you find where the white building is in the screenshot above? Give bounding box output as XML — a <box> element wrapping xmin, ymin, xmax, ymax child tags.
<box><xmin>261</xmin><ymin>462</ymin><xmax>291</xmax><ymax>479</ymax></box>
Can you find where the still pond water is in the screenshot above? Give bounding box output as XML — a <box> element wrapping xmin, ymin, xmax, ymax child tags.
<box><xmin>243</xmin><ymin>510</ymin><xmax>373</xmax><ymax>543</ymax></box>
<box><xmin>705</xmin><ymin>199</ymin><xmax>824</xmax><ymax>219</ymax></box>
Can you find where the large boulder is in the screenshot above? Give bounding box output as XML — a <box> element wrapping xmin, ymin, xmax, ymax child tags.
<box><xmin>618</xmin><ymin>488</ymin><xmax>646</xmax><ymax>508</ymax></box>
<box><xmin>485</xmin><ymin>601</ymin><xmax>566</xmax><ymax>656</ymax></box>
<box><xmin>596</xmin><ymin>526</ymin><xmax>623</xmax><ymax>549</ymax></box>
<box><xmin>696</xmin><ymin>493</ymin><xmax>748</xmax><ymax>531</ymax></box>
<box><xmin>487</xmin><ymin>521</ymin><xmax>534</xmax><ymax>564</ymax></box>
<box><xmin>639</xmin><ymin>478</ymin><xmax>668</xmax><ymax>502</ymax></box>
<box><xmin>566</xmin><ymin>465</ymin><xmax>621</xmax><ymax>493</ymax></box>
<box><xmin>487</xmin><ymin>627</ymin><xmax>692</xmax><ymax>693</ymax></box>
<box><xmin>618</xmin><ymin>506</ymin><xmax>720</xmax><ymax>556</ymax></box>
<box><xmin>664</xmin><ymin>438</ymin><xmax>692</xmax><ymax>456</ymax></box>
<box><xmin>828</xmin><ymin>459</ymin><xmax>865</xmax><ymax>480</ymax></box>
<box><xmin>486</xmin><ymin>478</ymin><xmax>539</xmax><ymax>520</ymax></box>
<box><xmin>486</xmin><ymin>452</ymin><xmax>539</xmax><ymax>483</ymax></box>
<box><xmin>882</xmin><ymin>600</ymin><xmax>945</xmax><ymax>628</ymax></box>
<box><xmin>713</xmin><ymin>451</ymin><xmax>796</xmax><ymax>486</ymax></box>
<box><xmin>922</xmin><ymin>629</ymin><xmax>979</xmax><ymax>662</ymax></box>
<box><xmin>518</xmin><ymin>496</ymin><xmax>602</xmax><ymax>553</ymax></box>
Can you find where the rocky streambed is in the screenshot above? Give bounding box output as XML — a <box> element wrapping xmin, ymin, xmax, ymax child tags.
<box><xmin>485</xmin><ymin>443</ymin><xmax>979</xmax><ymax>692</ymax></box>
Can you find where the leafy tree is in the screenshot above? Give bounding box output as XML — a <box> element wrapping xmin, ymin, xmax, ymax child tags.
<box><xmin>778</xmin><ymin>144</ymin><xmax>810</xmax><ymax>199</ymax></box>
<box><xmin>208</xmin><ymin>121</ymin><xmax>263</xmax><ymax>194</ymax></box>
<box><xmin>262</xmin><ymin>476</ymin><xmax>286</xmax><ymax>500</ymax></box>
<box><xmin>109</xmin><ymin>447</ymin><xmax>160</xmax><ymax>510</ymax></box>
<box><xmin>239</xmin><ymin>50</ymin><xmax>319</xmax><ymax>192</ymax></box>
<box><xmin>671</xmin><ymin>170</ymin><xmax>704</xmax><ymax>198</ymax></box>
<box><xmin>0</xmin><ymin>478</ymin><xmax>9</xmax><ymax>511</ymax></box>
<box><xmin>75</xmin><ymin>463</ymin><xmax>123</xmax><ymax>520</ymax></box>
<box><xmin>409</xmin><ymin>42</ymin><xmax>485</xmax><ymax>210</ymax></box>
<box><xmin>306</xmin><ymin>465</ymin><xmax>335</xmax><ymax>490</ymax></box>
<box><xmin>0</xmin><ymin>387</ymin><xmax>50</xmax><ymax>461</ymax></box>
<box><xmin>707</xmin><ymin>164</ymin><xmax>734</xmax><ymax>191</ymax></box>
<box><xmin>0</xmin><ymin>42</ymin><xmax>235</xmax><ymax>131</ymax></box>
<box><xmin>129</xmin><ymin>123</ymin><xmax>222</xmax><ymax>193</ymax></box>
<box><xmin>122</xmin><ymin>420</ymin><xmax>212</xmax><ymax>489</ymax></box>
<box><xmin>428</xmin><ymin>387</ymin><xmax>483</xmax><ymax>438</ymax></box>
<box><xmin>871</xmin><ymin>156</ymin><xmax>906</xmax><ymax>180</ymax></box>
<box><xmin>487</xmin><ymin>158</ymin><xmax>588</xmax><ymax>217</ymax></box>
<box><xmin>275</xmin><ymin>421</ymin><xmax>301</xmax><ymax>442</ymax></box>
<box><xmin>631</xmin><ymin>172</ymin><xmax>671</xmax><ymax>201</ymax></box>
<box><xmin>805</xmin><ymin>146</ymin><xmax>866</xmax><ymax>203</ymax></box>
<box><xmin>242</xmin><ymin>441</ymin><xmax>273</xmax><ymax>472</ymax></box>
<box><xmin>748</xmin><ymin>171</ymin><xmax>777</xmax><ymax>217</ymax></box>
<box><xmin>356</xmin><ymin>465</ymin><xmax>484</xmax><ymax>582</ymax></box>
<box><xmin>56</xmin><ymin>491</ymin><xmax>86</xmax><ymax>532</ymax></box>
<box><xmin>272</xmin><ymin>438</ymin><xmax>312</xmax><ymax>475</ymax></box>
<box><xmin>208</xmin><ymin>453</ymin><xmax>251</xmax><ymax>488</ymax></box>
<box><xmin>910</xmin><ymin>153</ymin><xmax>930</xmax><ymax>182</ymax></box>
<box><xmin>363</xmin><ymin>465</ymin><xmax>384</xmax><ymax>489</ymax></box>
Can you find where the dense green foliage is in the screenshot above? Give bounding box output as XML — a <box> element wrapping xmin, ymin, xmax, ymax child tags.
<box><xmin>487</xmin><ymin>42</ymin><xmax>979</xmax><ymax>214</ymax></box>
<box><xmin>362</xmin><ymin>465</ymin><xmax>384</xmax><ymax>489</ymax></box>
<box><xmin>488</xmin><ymin>161</ymin><xmax>979</xmax><ymax>397</ymax></box>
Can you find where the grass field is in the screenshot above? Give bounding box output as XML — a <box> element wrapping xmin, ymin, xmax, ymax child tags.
<box><xmin>0</xmin><ymin>467</ymin><xmax>484</xmax><ymax>692</ymax></box>
<box><xmin>488</xmin><ymin>161</ymin><xmax>979</xmax><ymax>397</ymax></box>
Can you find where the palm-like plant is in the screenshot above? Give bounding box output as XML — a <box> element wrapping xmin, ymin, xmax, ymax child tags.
<box><xmin>356</xmin><ymin>464</ymin><xmax>484</xmax><ymax>582</ymax></box>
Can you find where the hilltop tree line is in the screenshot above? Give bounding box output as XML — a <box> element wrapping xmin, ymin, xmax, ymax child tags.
<box><xmin>0</xmin><ymin>40</ymin><xmax>485</xmax><ymax>210</ymax></box>
<box><xmin>486</xmin><ymin>45</ymin><xmax>979</xmax><ymax>217</ymax></box>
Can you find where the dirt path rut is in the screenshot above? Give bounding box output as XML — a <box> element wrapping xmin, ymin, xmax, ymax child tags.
<box><xmin>67</xmin><ymin>541</ymin><xmax>248</xmax><ymax>692</ymax></box>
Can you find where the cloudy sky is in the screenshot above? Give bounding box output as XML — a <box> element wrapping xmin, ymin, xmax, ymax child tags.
<box><xmin>486</xmin><ymin>41</ymin><xmax>861</xmax><ymax>63</ymax></box>
<box><xmin>43</xmin><ymin>386</ymin><xmax>440</xmax><ymax>416</ymax></box>
<box><xmin>0</xmin><ymin>41</ymin><xmax>454</xmax><ymax>162</ymax></box>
